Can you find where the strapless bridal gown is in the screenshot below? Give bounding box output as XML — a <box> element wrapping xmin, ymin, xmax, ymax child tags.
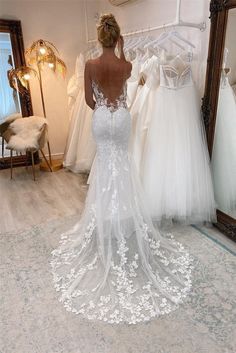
<box><xmin>50</xmin><ymin>79</ymin><xmax>193</xmax><ymax>324</ymax></box>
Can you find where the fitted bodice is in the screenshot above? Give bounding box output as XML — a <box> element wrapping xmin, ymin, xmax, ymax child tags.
<box><xmin>160</xmin><ymin>64</ymin><xmax>193</xmax><ymax>89</ymax></box>
<box><xmin>92</xmin><ymin>79</ymin><xmax>131</xmax><ymax>159</ymax></box>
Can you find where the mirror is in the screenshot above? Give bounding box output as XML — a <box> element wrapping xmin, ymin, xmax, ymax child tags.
<box><xmin>202</xmin><ymin>1</ymin><xmax>236</xmax><ymax>239</ymax></box>
<box><xmin>0</xmin><ymin>32</ymin><xmax>21</xmax><ymax>123</ymax></box>
<box><xmin>0</xmin><ymin>19</ymin><xmax>33</xmax><ymax>169</ymax></box>
<box><xmin>211</xmin><ymin>8</ymin><xmax>236</xmax><ymax>219</ymax></box>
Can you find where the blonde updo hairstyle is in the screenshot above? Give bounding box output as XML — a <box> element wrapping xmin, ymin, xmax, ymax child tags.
<box><xmin>97</xmin><ymin>14</ymin><xmax>120</xmax><ymax>48</ymax></box>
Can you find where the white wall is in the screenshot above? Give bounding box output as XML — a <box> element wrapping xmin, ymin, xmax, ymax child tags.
<box><xmin>86</xmin><ymin>0</ymin><xmax>211</xmax><ymax>93</ymax></box>
<box><xmin>0</xmin><ymin>0</ymin><xmax>87</xmax><ymax>157</ymax></box>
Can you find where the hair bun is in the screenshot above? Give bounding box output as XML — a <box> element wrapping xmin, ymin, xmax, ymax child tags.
<box><xmin>97</xmin><ymin>13</ymin><xmax>120</xmax><ymax>48</ymax></box>
<box><xmin>100</xmin><ymin>14</ymin><xmax>116</xmax><ymax>27</ymax></box>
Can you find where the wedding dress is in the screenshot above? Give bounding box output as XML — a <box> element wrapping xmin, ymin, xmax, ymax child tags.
<box><xmin>130</xmin><ymin>54</ymin><xmax>160</xmax><ymax>174</ymax></box>
<box><xmin>126</xmin><ymin>52</ymin><xmax>143</xmax><ymax>109</ymax></box>
<box><xmin>67</xmin><ymin>55</ymin><xmax>83</xmax><ymax>113</ymax></box>
<box><xmin>142</xmin><ymin>54</ymin><xmax>216</xmax><ymax>224</ymax></box>
<box><xmin>63</xmin><ymin>53</ymin><xmax>96</xmax><ymax>173</ymax></box>
<box><xmin>211</xmin><ymin>68</ymin><xmax>236</xmax><ymax>214</ymax></box>
<box><xmin>50</xmin><ymin>77</ymin><xmax>193</xmax><ymax>324</ymax></box>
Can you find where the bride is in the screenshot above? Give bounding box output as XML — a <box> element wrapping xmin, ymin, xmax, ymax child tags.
<box><xmin>50</xmin><ymin>14</ymin><xmax>193</xmax><ymax>324</ymax></box>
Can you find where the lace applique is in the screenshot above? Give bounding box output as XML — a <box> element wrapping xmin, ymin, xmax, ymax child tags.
<box><xmin>92</xmin><ymin>80</ymin><xmax>128</xmax><ymax>113</ymax></box>
<box><xmin>51</xmin><ymin>224</ymin><xmax>193</xmax><ymax>324</ymax></box>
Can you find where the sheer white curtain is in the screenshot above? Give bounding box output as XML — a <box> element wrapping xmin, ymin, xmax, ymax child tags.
<box><xmin>0</xmin><ymin>48</ymin><xmax>18</xmax><ymax>122</ymax></box>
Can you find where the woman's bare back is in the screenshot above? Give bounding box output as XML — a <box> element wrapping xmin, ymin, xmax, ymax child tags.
<box><xmin>85</xmin><ymin>52</ymin><xmax>132</xmax><ymax>109</ymax></box>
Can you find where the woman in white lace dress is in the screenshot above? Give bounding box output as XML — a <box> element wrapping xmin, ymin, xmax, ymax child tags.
<box><xmin>50</xmin><ymin>14</ymin><xmax>193</xmax><ymax>325</ymax></box>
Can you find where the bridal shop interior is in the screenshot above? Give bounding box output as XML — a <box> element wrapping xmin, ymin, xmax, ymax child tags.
<box><xmin>0</xmin><ymin>0</ymin><xmax>236</xmax><ymax>352</ymax></box>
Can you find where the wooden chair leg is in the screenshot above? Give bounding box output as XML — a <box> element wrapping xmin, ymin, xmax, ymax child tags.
<box><xmin>2</xmin><ymin>137</ymin><xmax>4</xmax><ymax>161</ymax></box>
<box><xmin>31</xmin><ymin>151</ymin><xmax>36</xmax><ymax>181</ymax></box>
<box><xmin>40</xmin><ymin>149</ymin><xmax>52</xmax><ymax>172</ymax></box>
<box><xmin>10</xmin><ymin>149</ymin><xmax>13</xmax><ymax>179</ymax></box>
<box><xmin>25</xmin><ymin>153</ymin><xmax>29</xmax><ymax>171</ymax></box>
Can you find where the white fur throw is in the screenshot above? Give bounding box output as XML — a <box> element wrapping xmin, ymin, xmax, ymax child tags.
<box><xmin>7</xmin><ymin>116</ymin><xmax>48</xmax><ymax>152</ymax></box>
<box><xmin>4</xmin><ymin>113</ymin><xmax>22</xmax><ymax>124</ymax></box>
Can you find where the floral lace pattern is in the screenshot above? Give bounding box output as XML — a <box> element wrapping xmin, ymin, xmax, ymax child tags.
<box><xmin>50</xmin><ymin>79</ymin><xmax>194</xmax><ymax>324</ymax></box>
<box><xmin>92</xmin><ymin>80</ymin><xmax>127</xmax><ymax>113</ymax></box>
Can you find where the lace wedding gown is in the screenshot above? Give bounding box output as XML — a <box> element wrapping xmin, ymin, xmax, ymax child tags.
<box><xmin>50</xmin><ymin>78</ymin><xmax>193</xmax><ymax>324</ymax></box>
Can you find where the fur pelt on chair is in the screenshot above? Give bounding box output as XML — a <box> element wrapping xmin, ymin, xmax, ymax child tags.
<box><xmin>6</xmin><ymin>116</ymin><xmax>48</xmax><ymax>152</ymax></box>
<box><xmin>4</xmin><ymin>113</ymin><xmax>22</xmax><ymax>123</ymax></box>
<box><xmin>0</xmin><ymin>113</ymin><xmax>22</xmax><ymax>135</ymax></box>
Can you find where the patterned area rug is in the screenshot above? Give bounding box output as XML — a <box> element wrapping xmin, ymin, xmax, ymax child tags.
<box><xmin>0</xmin><ymin>216</ymin><xmax>235</xmax><ymax>353</ymax></box>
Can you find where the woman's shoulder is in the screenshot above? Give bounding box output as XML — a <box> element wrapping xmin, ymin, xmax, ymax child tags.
<box><xmin>85</xmin><ymin>56</ymin><xmax>132</xmax><ymax>77</ymax></box>
<box><xmin>120</xmin><ymin>58</ymin><xmax>132</xmax><ymax>75</ymax></box>
<box><xmin>85</xmin><ymin>58</ymin><xmax>99</xmax><ymax>67</ymax></box>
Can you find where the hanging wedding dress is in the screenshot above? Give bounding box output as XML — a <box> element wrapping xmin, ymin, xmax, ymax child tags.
<box><xmin>211</xmin><ymin>51</ymin><xmax>236</xmax><ymax>214</ymax></box>
<box><xmin>50</xmin><ymin>77</ymin><xmax>193</xmax><ymax>324</ymax></box>
<box><xmin>130</xmin><ymin>54</ymin><xmax>160</xmax><ymax>174</ymax></box>
<box><xmin>142</xmin><ymin>54</ymin><xmax>216</xmax><ymax>224</ymax></box>
<box><xmin>126</xmin><ymin>51</ymin><xmax>143</xmax><ymax>109</ymax></box>
<box><xmin>67</xmin><ymin>55</ymin><xmax>82</xmax><ymax>113</ymax></box>
<box><xmin>63</xmin><ymin>53</ymin><xmax>96</xmax><ymax>173</ymax></box>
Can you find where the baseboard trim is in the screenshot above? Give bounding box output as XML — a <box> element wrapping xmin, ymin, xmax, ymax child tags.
<box><xmin>192</xmin><ymin>225</ymin><xmax>236</xmax><ymax>256</ymax></box>
<box><xmin>40</xmin><ymin>152</ymin><xmax>64</xmax><ymax>160</ymax></box>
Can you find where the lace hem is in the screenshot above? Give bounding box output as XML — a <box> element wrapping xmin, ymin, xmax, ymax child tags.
<box><xmin>50</xmin><ymin>210</ymin><xmax>194</xmax><ymax>324</ymax></box>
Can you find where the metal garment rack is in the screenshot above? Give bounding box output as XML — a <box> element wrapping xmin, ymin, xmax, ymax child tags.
<box><xmin>85</xmin><ymin>0</ymin><xmax>206</xmax><ymax>44</ymax></box>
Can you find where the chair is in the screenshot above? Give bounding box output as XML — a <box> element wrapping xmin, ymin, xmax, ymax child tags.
<box><xmin>4</xmin><ymin>116</ymin><xmax>52</xmax><ymax>180</ymax></box>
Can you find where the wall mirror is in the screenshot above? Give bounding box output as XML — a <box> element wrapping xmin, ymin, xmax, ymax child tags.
<box><xmin>0</xmin><ymin>19</ymin><xmax>33</xmax><ymax>169</ymax></box>
<box><xmin>202</xmin><ymin>0</ymin><xmax>236</xmax><ymax>240</ymax></box>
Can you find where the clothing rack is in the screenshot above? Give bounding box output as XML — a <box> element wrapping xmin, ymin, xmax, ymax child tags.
<box><xmin>85</xmin><ymin>0</ymin><xmax>206</xmax><ymax>44</ymax></box>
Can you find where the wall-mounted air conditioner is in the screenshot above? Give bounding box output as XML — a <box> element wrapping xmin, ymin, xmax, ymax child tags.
<box><xmin>109</xmin><ymin>0</ymin><xmax>135</xmax><ymax>6</ymax></box>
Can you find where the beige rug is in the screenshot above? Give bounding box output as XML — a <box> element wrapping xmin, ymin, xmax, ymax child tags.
<box><xmin>0</xmin><ymin>216</ymin><xmax>235</xmax><ymax>353</ymax></box>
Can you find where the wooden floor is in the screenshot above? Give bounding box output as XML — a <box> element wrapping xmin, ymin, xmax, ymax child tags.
<box><xmin>0</xmin><ymin>165</ymin><xmax>88</xmax><ymax>233</ymax></box>
<box><xmin>1</xmin><ymin>165</ymin><xmax>235</xmax><ymax>253</ymax></box>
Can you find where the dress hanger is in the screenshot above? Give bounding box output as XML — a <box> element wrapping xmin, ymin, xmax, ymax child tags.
<box><xmin>153</xmin><ymin>30</ymin><xmax>195</xmax><ymax>50</ymax></box>
<box><xmin>125</xmin><ymin>36</ymin><xmax>139</xmax><ymax>50</ymax></box>
<box><xmin>143</xmin><ymin>29</ymin><xmax>168</xmax><ymax>49</ymax></box>
<box><xmin>129</xmin><ymin>34</ymin><xmax>151</xmax><ymax>51</ymax></box>
<box><xmin>171</xmin><ymin>31</ymin><xmax>195</xmax><ymax>48</ymax></box>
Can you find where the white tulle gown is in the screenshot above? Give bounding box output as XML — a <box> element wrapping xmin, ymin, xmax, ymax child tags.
<box><xmin>211</xmin><ymin>69</ymin><xmax>236</xmax><ymax>214</ymax></box>
<box><xmin>50</xmin><ymin>77</ymin><xmax>193</xmax><ymax>324</ymax></box>
<box><xmin>142</xmin><ymin>55</ymin><xmax>216</xmax><ymax>224</ymax></box>
<box><xmin>63</xmin><ymin>53</ymin><xmax>96</xmax><ymax>173</ymax></box>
